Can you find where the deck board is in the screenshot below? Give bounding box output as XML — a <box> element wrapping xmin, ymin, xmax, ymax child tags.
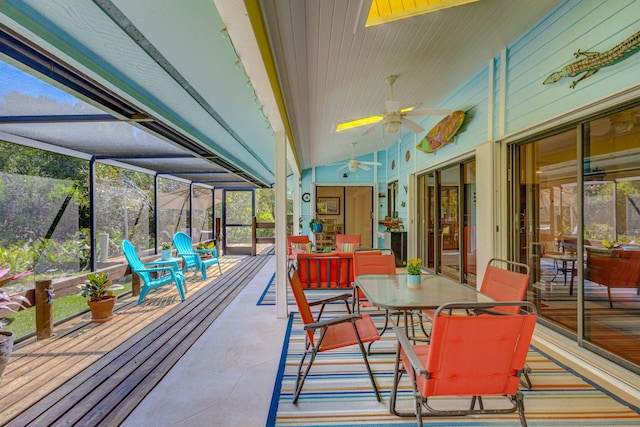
<box><xmin>0</xmin><ymin>246</ymin><xmax>274</xmax><ymax>426</ymax></box>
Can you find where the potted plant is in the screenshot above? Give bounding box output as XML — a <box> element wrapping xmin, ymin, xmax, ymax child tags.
<box><xmin>0</xmin><ymin>269</ymin><xmax>31</xmax><ymax>382</ymax></box>
<box><xmin>309</xmin><ymin>217</ymin><xmax>324</xmax><ymax>233</ymax></box>
<box><xmin>196</xmin><ymin>241</ymin><xmax>216</xmax><ymax>259</ymax></box>
<box><xmin>160</xmin><ymin>242</ymin><xmax>172</xmax><ymax>260</ymax></box>
<box><xmin>78</xmin><ymin>273</ymin><xmax>123</xmax><ymax>323</ymax></box>
<box><xmin>405</xmin><ymin>257</ymin><xmax>422</xmax><ymax>288</ymax></box>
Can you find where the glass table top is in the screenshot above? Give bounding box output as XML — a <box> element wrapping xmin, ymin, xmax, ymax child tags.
<box><xmin>355</xmin><ymin>273</ymin><xmax>494</xmax><ymax>310</ymax></box>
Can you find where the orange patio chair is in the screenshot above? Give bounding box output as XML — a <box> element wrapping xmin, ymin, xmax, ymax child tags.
<box><xmin>287</xmin><ymin>235</ymin><xmax>313</xmax><ymax>267</ymax></box>
<box><xmin>391</xmin><ymin>301</ymin><xmax>538</xmax><ymax>427</ymax></box>
<box><xmin>296</xmin><ymin>252</ymin><xmax>353</xmax><ymax>289</ymax></box>
<box><xmin>420</xmin><ymin>258</ymin><xmax>533</xmax><ymax>385</ymax></box>
<box><xmin>287</xmin><ymin>267</ymin><xmax>381</xmax><ymax>403</ymax></box>
<box><xmin>335</xmin><ymin>234</ymin><xmax>361</xmax><ymax>252</ymax></box>
<box><xmin>352</xmin><ymin>249</ymin><xmax>397</xmax><ymax>352</ymax></box>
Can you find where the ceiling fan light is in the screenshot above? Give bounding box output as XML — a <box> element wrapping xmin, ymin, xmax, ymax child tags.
<box><xmin>611</xmin><ymin>111</ymin><xmax>635</xmax><ymax>134</ymax></box>
<box><xmin>384</xmin><ymin>120</ymin><xmax>401</xmax><ymax>133</ymax></box>
<box><xmin>348</xmin><ymin>163</ymin><xmax>359</xmax><ymax>173</ymax></box>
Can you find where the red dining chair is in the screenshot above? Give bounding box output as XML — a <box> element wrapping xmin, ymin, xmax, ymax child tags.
<box><xmin>352</xmin><ymin>249</ymin><xmax>397</xmax><ymax>352</ymax></box>
<box><xmin>420</xmin><ymin>258</ymin><xmax>533</xmax><ymax>386</ymax></box>
<box><xmin>353</xmin><ymin>249</ymin><xmax>396</xmax><ymax>306</ymax></box>
<box><xmin>391</xmin><ymin>301</ymin><xmax>538</xmax><ymax>427</ymax></box>
<box><xmin>335</xmin><ymin>234</ymin><xmax>361</xmax><ymax>252</ymax></box>
<box><xmin>287</xmin><ymin>267</ymin><xmax>381</xmax><ymax>403</ymax></box>
<box><xmin>287</xmin><ymin>235</ymin><xmax>313</xmax><ymax>267</ymax></box>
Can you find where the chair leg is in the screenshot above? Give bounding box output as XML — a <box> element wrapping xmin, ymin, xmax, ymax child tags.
<box><xmin>367</xmin><ymin>309</ymin><xmax>391</xmax><ymax>355</ymax></box>
<box><xmin>351</xmin><ymin>322</ymin><xmax>380</xmax><ymax>401</ymax></box>
<box><xmin>174</xmin><ymin>278</ymin><xmax>185</xmax><ymax>302</ymax></box>
<box><xmin>515</xmin><ymin>391</ymin><xmax>528</xmax><ymax>427</ymax></box>
<box><xmin>293</xmin><ymin>345</ymin><xmax>315</xmax><ymax>404</ymax></box>
<box><xmin>217</xmin><ymin>261</ymin><xmax>222</xmax><ymax>275</ymax></box>
<box><xmin>390</xmin><ymin>344</ymin><xmax>403</xmax><ymax>416</ymax></box>
<box><xmin>137</xmin><ymin>286</ymin><xmax>149</xmax><ymax>305</ymax></box>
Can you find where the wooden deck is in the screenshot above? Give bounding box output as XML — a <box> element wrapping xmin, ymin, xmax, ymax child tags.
<box><xmin>0</xmin><ymin>246</ymin><xmax>274</xmax><ymax>426</ymax></box>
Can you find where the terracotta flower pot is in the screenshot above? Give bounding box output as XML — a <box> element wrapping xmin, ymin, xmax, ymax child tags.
<box><xmin>0</xmin><ymin>330</ymin><xmax>14</xmax><ymax>382</ymax></box>
<box><xmin>87</xmin><ymin>295</ymin><xmax>117</xmax><ymax>323</ymax></box>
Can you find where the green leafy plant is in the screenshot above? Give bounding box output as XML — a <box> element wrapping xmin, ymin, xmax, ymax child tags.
<box><xmin>78</xmin><ymin>273</ymin><xmax>122</xmax><ymax>302</ymax></box>
<box><xmin>309</xmin><ymin>217</ymin><xmax>323</xmax><ymax>227</ymax></box>
<box><xmin>196</xmin><ymin>241</ymin><xmax>216</xmax><ymax>250</ymax></box>
<box><xmin>404</xmin><ymin>257</ymin><xmax>422</xmax><ymax>275</ymax></box>
<box><xmin>161</xmin><ymin>242</ymin><xmax>172</xmax><ymax>250</ymax></box>
<box><xmin>0</xmin><ymin>269</ymin><xmax>32</xmax><ymax>331</ymax></box>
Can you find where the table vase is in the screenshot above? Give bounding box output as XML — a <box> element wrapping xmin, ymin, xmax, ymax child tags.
<box><xmin>407</xmin><ymin>274</ymin><xmax>421</xmax><ymax>288</ymax></box>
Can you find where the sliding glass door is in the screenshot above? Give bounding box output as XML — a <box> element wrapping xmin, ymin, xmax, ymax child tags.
<box><xmin>510</xmin><ymin>104</ymin><xmax>640</xmax><ymax>372</ymax></box>
<box><xmin>416</xmin><ymin>159</ymin><xmax>475</xmax><ymax>284</ymax></box>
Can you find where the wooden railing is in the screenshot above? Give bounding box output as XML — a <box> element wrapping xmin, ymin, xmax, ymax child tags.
<box><xmin>252</xmin><ymin>217</ymin><xmax>275</xmax><ymax>256</ymax></box>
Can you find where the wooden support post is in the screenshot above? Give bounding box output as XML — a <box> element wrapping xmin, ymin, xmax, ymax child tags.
<box><xmin>131</xmin><ymin>272</ymin><xmax>141</xmax><ymax>297</ymax></box>
<box><xmin>35</xmin><ymin>279</ymin><xmax>53</xmax><ymax>339</ymax></box>
<box><xmin>251</xmin><ymin>216</ymin><xmax>257</xmax><ymax>256</ymax></box>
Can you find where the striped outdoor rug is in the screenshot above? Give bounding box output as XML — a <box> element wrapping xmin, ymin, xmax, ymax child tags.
<box><xmin>257</xmin><ymin>273</ymin><xmax>281</xmax><ymax>305</ymax></box>
<box><xmin>267</xmin><ymin>308</ymin><xmax>640</xmax><ymax>426</ymax></box>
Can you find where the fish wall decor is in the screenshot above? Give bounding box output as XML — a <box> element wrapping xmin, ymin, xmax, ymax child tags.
<box><xmin>416</xmin><ymin>110</ymin><xmax>466</xmax><ymax>153</ymax></box>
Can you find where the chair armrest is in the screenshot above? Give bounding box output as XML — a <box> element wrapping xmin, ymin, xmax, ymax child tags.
<box><xmin>136</xmin><ymin>265</ymin><xmax>180</xmax><ymax>274</ymax></box>
<box><xmin>143</xmin><ymin>260</ymin><xmax>181</xmax><ymax>270</ymax></box>
<box><xmin>391</xmin><ymin>320</ymin><xmax>428</xmax><ymax>377</ymax></box>
<box><xmin>304</xmin><ymin>312</ymin><xmax>362</xmax><ymax>330</ymax></box>
<box><xmin>308</xmin><ymin>292</ymin><xmax>352</xmax><ymax>307</ymax></box>
<box><xmin>195</xmin><ymin>248</ymin><xmax>218</xmax><ymax>257</ymax></box>
<box><xmin>178</xmin><ymin>251</ymin><xmax>201</xmax><ymax>260</ymax></box>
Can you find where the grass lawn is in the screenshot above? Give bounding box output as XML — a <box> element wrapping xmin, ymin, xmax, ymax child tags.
<box><xmin>2</xmin><ymin>281</ymin><xmax>132</xmax><ymax>340</ymax></box>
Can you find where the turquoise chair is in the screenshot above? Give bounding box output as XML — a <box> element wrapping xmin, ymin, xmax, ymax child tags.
<box><xmin>173</xmin><ymin>231</ymin><xmax>222</xmax><ymax>280</ymax></box>
<box><xmin>122</xmin><ymin>240</ymin><xmax>187</xmax><ymax>304</ymax></box>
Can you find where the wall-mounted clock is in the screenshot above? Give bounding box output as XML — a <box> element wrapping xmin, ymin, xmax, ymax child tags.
<box><xmin>302</xmin><ymin>192</ymin><xmax>311</xmax><ymax>202</ymax></box>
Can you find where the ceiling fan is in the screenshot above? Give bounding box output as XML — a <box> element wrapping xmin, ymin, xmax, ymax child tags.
<box><xmin>335</xmin><ymin>75</ymin><xmax>451</xmax><ymax>136</ymax></box>
<box><xmin>337</xmin><ymin>143</ymin><xmax>381</xmax><ymax>173</ymax></box>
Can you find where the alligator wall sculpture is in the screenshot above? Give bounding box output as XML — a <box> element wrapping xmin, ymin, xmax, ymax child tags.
<box><xmin>543</xmin><ymin>30</ymin><xmax>640</xmax><ymax>89</ymax></box>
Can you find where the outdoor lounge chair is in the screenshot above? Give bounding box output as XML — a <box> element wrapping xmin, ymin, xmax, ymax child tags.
<box><xmin>122</xmin><ymin>240</ymin><xmax>186</xmax><ymax>304</ymax></box>
<box><xmin>173</xmin><ymin>231</ymin><xmax>222</xmax><ymax>280</ymax></box>
<box><xmin>391</xmin><ymin>301</ymin><xmax>538</xmax><ymax>427</ymax></box>
<box><xmin>288</xmin><ymin>266</ymin><xmax>381</xmax><ymax>403</ymax></box>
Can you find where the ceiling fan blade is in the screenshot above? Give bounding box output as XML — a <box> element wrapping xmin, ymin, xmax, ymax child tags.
<box><xmin>402</xmin><ymin>118</ymin><xmax>425</xmax><ymax>134</ymax></box>
<box><xmin>335</xmin><ymin>115</ymin><xmax>383</xmax><ymax>132</ymax></box>
<box><xmin>361</xmin><ymin>121</ymin><xmax>382</xmax><ymax>136</ymax></box>
<box><xmin>336</xmin><ymin>164</ymin><xmax>349</xmax><ymax>171</ymax></box>
<box><xmin>359</xmin><ymin>161</ymin><xmax>382</xmax><ymax>166</ymax></box>
<box><xmin>385</xmin><ymin>100</ymin><xmax>401</xmax><ymax>113</ymax></box>
<box><xmin>404</xmin><ymin>108</ymin><xmax>452</xmax><ymax>117</ymax></box>
<box><xmin>358</xmin><ymin>164</ymin><xmax>371</xmax><ymax>171</ymax></box>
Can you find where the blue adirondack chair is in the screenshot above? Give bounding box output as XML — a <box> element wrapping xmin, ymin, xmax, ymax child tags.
<box><xmin>122</xmin><ymin>240</ymin><xmax>187</xmax><ymax>304</ymax></box>
<box><xmin>173</xmin><ymin>231</ymin><xmax>222</xmax><ymax>280</ymax></box>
